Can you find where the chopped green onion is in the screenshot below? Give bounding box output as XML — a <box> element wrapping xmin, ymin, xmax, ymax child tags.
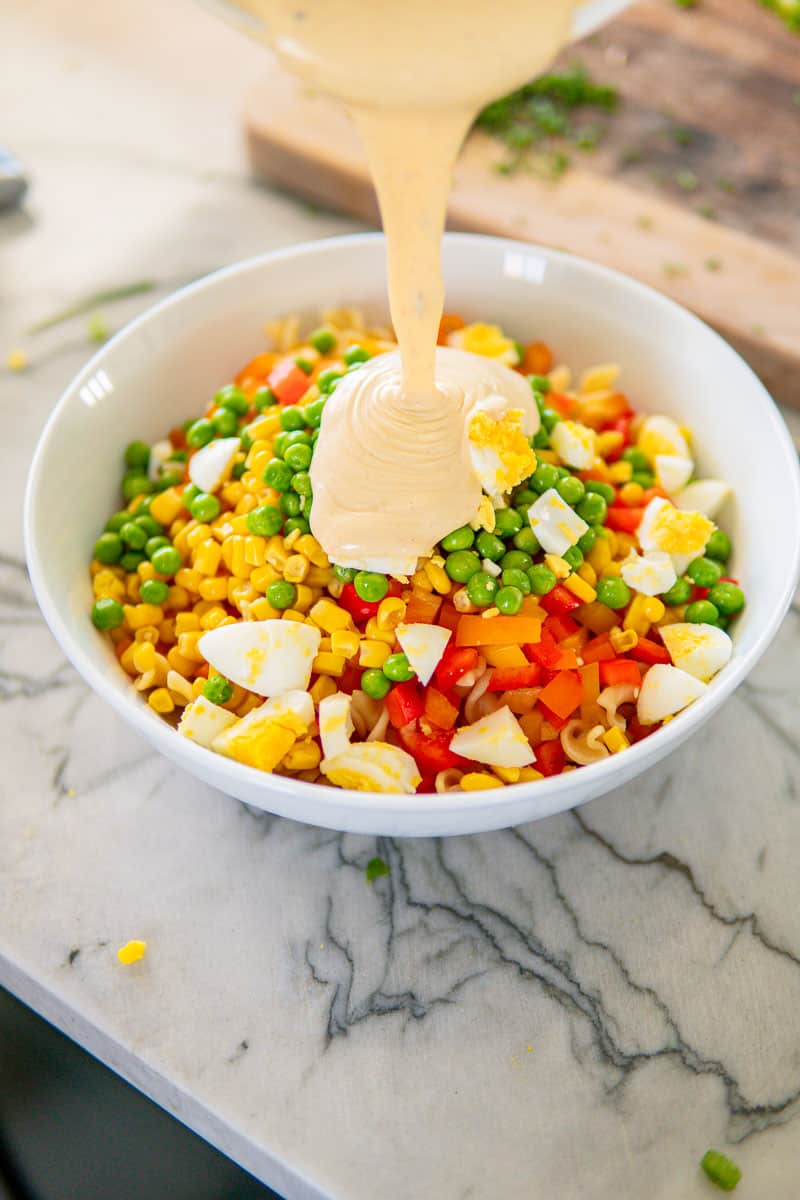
<box><xmin>365</xmin><ymin>856</ymin><xmax>390</xmax><ymax>884</ymax></box>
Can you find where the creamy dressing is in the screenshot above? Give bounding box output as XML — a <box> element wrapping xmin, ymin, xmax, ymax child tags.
<box><xmin>225</xmin><ymin>0</ymin><xmax>584</xmax><ymax>567</ymax></box>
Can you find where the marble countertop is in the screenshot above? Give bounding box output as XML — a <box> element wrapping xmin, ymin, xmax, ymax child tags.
<box><xmin>2</xmin><ymin>3</ymin><xmax>800</xmax><ymax>1197</ymax></box>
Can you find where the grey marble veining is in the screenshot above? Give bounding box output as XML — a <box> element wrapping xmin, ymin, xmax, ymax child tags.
<box><xmin>2</xmin><ymin>3</ymin><xmax>800</xmax><ymax>1198</ymax></box>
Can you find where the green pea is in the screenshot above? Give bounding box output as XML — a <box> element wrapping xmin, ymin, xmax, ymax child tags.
<box><xmin>263</xmin><ymin>459</ymin><xmax>294</xmax><ymax>491</ymax></box>
<box><xmin>556</xmin><ymin>475</ymin><xmax>586</xmax><ymax>506</ymax></box>
<box><xmin>303</xmin><ymin>396</ymin><xmax>327</xmax><ymax>429</ymax></box>
<box><xmin>354</xmin><ymin>572</ymin><xmax>389</xmax><ymax>603</ymax></box>
<box><xmin>513</xmin><ymin>487</ymin><xmax>538</xmax><ymax>508</ymax></box>
<box><xmin>231</xmin><ymin>460</ymin><xmax>247</xmax><ymax>480</ymax></box>
<box><xmin>284</xmin><ymin>442</ymin><xmax>313</xmax><ymax>472</ymax></box>
<box><xmin>150</xmin><ymin>545</ymin><xmax>182</xmax><ymax>576</ymax></box>
<box><xmin>119</xmin><ymin>521</ymin><xmax>148</xmax><ymax>551</ymax></box>
<box><xmin>496</xmin><ymin>585</ymin><xmax>523</xmax><ymax>615</ymax></box>
<box><xmin>267</xmin><ymin>580</ymin><xmax>297</xmax><ymax>610</ymax></box>
<box><xmin>253</xmin><ymin>385</ymin><xmax>277</xmax><ymax>411</ymax></box>
<box><xmin>502</xmin><ymin>567</ymin><xmax>531</xmax><ymax>595</ymax></box>
<box><xmin>576</xmin><ymin>493</ymin><xmax>607</xmax><ymax>526</ymax></box>
<box><xmin>203</xmin><ymin>675</ymin><xmax>233</xmax><ymax>705</ymax></box>
<box><xmin>716</xmin><ymin>613</ymin><xmax>730</xmax><ymax>631</ymax></box>
<box><xmin>105</xmin><ymin>511</ymin><xmax>130</xmax><ymax>533</ymax></box>
<box><xmin>280</xmin><ymin>406</ymin><xmax>307</xmax><ymax>432</ymax></box>
<box><xmin>91</xmin><ymin>597</ymin><xmax>125</xmax><ymax>630</ymax></box>
<box><xmin>685</xmin><ymin>599</ymin><xmax>720</xmax><ymax>625</ymax></box>
<box><xmin>318</xmin><ymin>369</ymin><xmax>344</xmax><ymax>394</ymax></box>
<box><xmin>139</xmin><ymin>579</ymin><xmax>169</xmax><ymax>605</ymax></box>
<box><xmin>596</xmin><ymin>576</ymin><xmax>631</xmax><ymax>610</ymax></box>
<box><xmin>155</xmin><ymin>470</ymin><xmax>184</xmax><ymax>492</ymax></box>
<box><xmin>343</xmin><ymin>344</ymin><xmax>370</xmax><ymax>366</ymax></box>
<box><xmin>295</xmin><ymin>356</ymin><xmax>314</xmax><ymax>375</ymax></box>
<box><xmin>687</xmin><ymin>556</ymin><xmax>722</xmax><ymax>588</ymax></box>
<box><xmin>134</xmin><ymin>513</ymin><xmax>163</xmax><ymax>537</ymax></box>
<box><xmin>501</xmin><ymin>549</ymin><xmax>532</xmax><ymax>572</ymax></box>
<box><xmin>584</xmin><ymin>479</ymin><xmax>616</xmax><ymax>504</ymax></box>
<box><xmin>272</xmin><ymin>431</ymin><xmax>291</xmax><ymax>459</ymax></box>
<box><xmin>121</xmin><ymin>473</ymin><xmax>152</xmax><ymax>503</ymax></box>
<box><xmin>528</xmin><ymin>564</ymin><xmax>557</xmax><ymax>595</ymax></box>
<box><xmin>383</xmin><ymin>653</ymin><xmax>414</xmax><ymax>682</ymax></box>
<box><xmin>553</xmin><ymin>466</ymin><xmax>571</xmax><ymax>481</ymax></box>
<box><xmin>93</xmin><ymin>532</ymin><xmax>123</xmax><ymax>564</ymax></box>
<box><xmin>440</xmin><ymin>525</ymin><xmax>475</xmax><ymax>552</ymax></box>
<box><xmin>475</xmin><ymin>530</ymin><xmax>506</xmax><ymax>561</ymax></box>
<box><xmin>541</xmin><ymin>408</ymin><xmax>561</xmax><ymax>433</ymax></box>
<box><xmin>212</xmin><ymin>407</ymin><xmax>239</xmax><ymax>437</ymax></box>
<box><xmin>705</xmin><ymin>529</ymin><xmax>732</xmax><ymax>563</ymax></box>
<box><xmin>182</xmin><ymin>483</ymin><xmax>201</xmax><ymax>508</ymax></box>
<box><xmin>494</xmin><ymin>508</ymin><xmax>523</xmax><ymax>538</ymax></box>
<box><xmin>532</xmin><ymin>462</ymin><xmax>559</xmax><ymax>494</ymax></box>
<box><xmin>466</xmin><ymin>571</ymin><xmax>499</xmax><ymax>607</ymax></box>
<box><xmin>621</xmin><ymin>446</ymin><xmax>649</xmax><ymax>473</ymax></box>
<box><xmin>145</xmin><ymin>535</ymin><xmax>171</xmax><ymax>559</ymax></box>
<box><xmin>186</xmin><ymin>419</ymin><xmax>215</xmax><ymax>448</ymax></box>
<box><xmin>333</xmin><ymin>564</ymin><xmax>357</xmax><ymax>582</ymax></box>
<box><xmin>280</xmin><ymin>492</ymin><xmax>302</xmax><ymax>516</ymax></box>
<box><xmin>214</xmin><ymin>383</ymin><xmax>248</xmax><ymax>415</ymax></box>
<box><xmin>708</xmin><ymin>582</ymin><xmax>744</xmax><ymax>616</ymax></box>
<box><xmin>631</xmin><ymin>471</ymin><xmax>654</xmax><ymax>488</ymax></box>
<box><xmin>282</xmin><ymin>430</ymin><xmax>313</xmax><ymax>453</ymax></box>
<box><xmin>361</xmin><ymin>668</ymin><xmax>391</xmax><ymax>700</ymax></box>
<box><xmin>529</xmin><ymin>374</ymin><xmax>551</xmax><ymax>394</ymax></box>
<box><xmin>283</xmin><ymin>517</ymin><xmax>310</xmax><ymax>536</ymax></box>
<box><xmin>290</xmin><ymin>471</ymin><xmax>313</xmax><ymax>497</ymax></box>
<box><xmin>170</xmin><ymin>449</ymin><xmax>189</xmax><ymax>463</ymax></box>
<box><xmin>124</xmin><ymin>440</ymin><xmax>150</xmax><ymax>471</ymax></box>
<box><xmin>660</xmin><ymin>576</ymin><xmax>692</xmax><ymax>606</ymax></box>
<box><xmin>309</xmin><ymin>327</ymin><xmax>337</xmax><ymax>354</ymax></box>
<box><xmin>190</xmin><ymin>493</ymin><xmax>221</xmax><ymax>523</ymax></box>
<box><xmin>119</xmin><ymin>551</ymin><xmax>145</xmax><ymax>572</ymax></box>
<box><xmin>577</xmin><ymin>528</ymin><xmax>598</xmax><ymax>554</ymax></box>
<box><xmin>246</xmin><ymin>505</ymin><xmax>283</xmax><ymax>537</ymax></box>
<box><xmin>532</xmin><ymin>427</ymin><xmax>551</xmax><ymax>450</ymax></box>
<box><xmin>445</xmin><ymin>550</ymin><xmax>482</xmax><ymax>583</ymax></box>
<box><xmin>513</xmin><ymin>527</ymin><xmax>540</xmax><ymax>555</ymax></box>
<box><xmin>563</xmin><ymin>545</ymin><xmax>584</xmax><ymax>570</ymax></box>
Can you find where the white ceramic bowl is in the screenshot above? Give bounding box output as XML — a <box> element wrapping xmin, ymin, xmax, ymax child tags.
<box><xmin>25</xmin><ymin>234</ymin><xmax>800</xmax><ymax>836</ymax></box>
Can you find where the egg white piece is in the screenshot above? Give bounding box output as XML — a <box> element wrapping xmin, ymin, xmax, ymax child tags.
<box><xmin>258</xmin><ymin>690</ymin><xmax>315</xmax><ymax>732</ymax></box>
<box><xmin>620</xmin><ymin>550</ymin><xmax>676</xmax><ymax>597</ymax></box>
<box><xmin>638</xmin><ymin>415</ymin><xmax>690</xmax><ymax>463</ymax></box>
<box><xmin>148</xmin><ymin>438</ymin><xmax>175</xmax><ymax>483</ymax></box>
<box><xmin>450</xmin><ymin>705</ymin><xmax>535</xmax><ymax>768</ymax></box>
<box><xmin>318</xmin><ymin>692</ymin><xmax>354</xmax><ymax>759</ymax></box>
<box><xmin>674</xmin><ymin>479</ymin><xmax>732</xmax><ymax>520</ymax></box>
<box><xmin>527</xmin><ymin>488</ymin><xmax>589</xmax><ymax>557</ymax></box>
<box><xmin>178</xmin><ymin>695</ymin><xmax>237</xmax><ymax>748</ymax></box>
<box><xmin>396</xmin><ymin>622</ymin><xmax>452</xmax><ymax>685</ymax></box>
<box><xmin>636</xmin><ymin>664</ymin><xmax>706</xmax><ymax>725</ymax></box>
<box><xmin>654</xmin><ymin>454</ymin><xmax>694</xmax><ymax>495</ymax></box>
<box><xmin>321</xmin><ymin>742</ymin><xmax>421</xmax><ymax>793</ymax></box>
<box><xmin>198</xmin><ymin>619</ymin><xmax>320</xmax><ymax>697</ymax></box>
<box><xmin>549</xmin><ymin>420</ymin><xmax>597</xmax><ymax>470</ymax></box>
<box><xmin>659</xmin><ymin>622</ymin><xmax>733</xmax><ymax>682</ymax></box>
<box><xmin>188</xmin><ymin>436</ymin><xmax>240</xmax><ymax>494</ymax></box>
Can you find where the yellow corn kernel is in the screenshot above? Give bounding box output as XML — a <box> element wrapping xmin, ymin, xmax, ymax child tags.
<box><xmin>177</xmin><ymin>630</ymin><xmax>205</xmax><ymax>661</ymax></box>
<box><xmin>117</xmin><ymin>940</ymin><xmax>147</xmax><ymax>965</ymax></box>
<box><xmin>518</xmin><ymin>767</ymin><xmax>545</xmax><ymax>782</ymax></box>
<box><xmin>234</xmin><ymin>693</ymin><xmax>263</xmax><ymax>719</ymax></box>
<box><xmin>249</xmin><ymin>597</ymin><xmax>281</xmax><ymax>621</ymax></box>
<box><xmin>309</xmin><ymin>597</ymin><xmax>353</xmax><ymax>634</ymax></box>
<box><xmin>232</xmin><ymin>539</ymin><xmax>252</xmax><ymax>578</ymax></box>
<box><xmin>284</xmin><ymin>527</ymin><xmax>302</xmax><ymax>551</ymax></box>
<box><xmin>318</xmin><ymin>636</ymin><xmax>333</xmax><ymax>653</ymax></box>
<box><xmin>596</xmin><ymin>430</ymin><xmax>625</xmax><ymax>459</ymax></box>
<box><xmin>175</xmin><ymin>611</ymin><xmax>201</xmax><ymax>634</ymax></box>
<box><xmin>137</xmin><ymin>560</ymin><xmax>157</xmax><ymax>583</ymax></box>
<box><xmin>580</xmin><ymin>363</ymin><xmax>620</xmax><ymax>393</ymax></box>
<box><xmin>133</xmin><ymin>625</ymin><xmax>159</xmax><ymax>644</ymax></box>
<box><xmin>170</xmin><ymin>517</ymin><xmax>189</xmax><ymax>543</ymax></box>
<box><xmin>246</xmin><ymin>445</ymin><xmax>273</xmax><ymax>479</ymax></box>
<box><xmin>149</xmin><ymin>488</ymin><xmax>184</xmax><ymax>526</ymax></box>
<box><xmin>331</xmin><ymin>629</ymin><xmax>360</xmax><ymax>659</ymax></box>
<box><xmin>423</xmin><ymin>560</ymin><xmax>452</xmax><ymax>595</ymax></box>
<box><xmin>564</xmin><ymin>574</ymin><xmax>597</xmax><ymax>603</ymax></box>
<box><xmin>359</xmin><ymin>639</ymin><xmax>391</xmax><ymax>668</ymax></box>
<box><xmin>282</xmin><ymin>739</ymin><xmax>322</xmax><ymax>771</ymax></box>
<box><xmin>312</xmin><ymin>651</ymin><xmax>346</xmax><ymax>677</ymax></box>
<box><xmin>281</xmin><ymin>609</ymin><xmax>306</xmax><ymax>623</ymax></box>
<box><xmin>410</xmin><ymin>568</ymin><xmax>433</xmax><ymax>592</ymax></box>
<box><xmin>119</xmin><ymin>644</ymin><xmax>138</xmax><ymax>675</ymax></box>
<box><xmin>293</xmin><ymin>584</ymin><xmax>314</xmax><ymax>612</ymax></box>
<box><xmin>460</xmin><ymin>772</ymin><xmax>504</xmax><ymax>791</ymax></box>
<box><xmin>544</xmin><ymin>554</ymin><xmax>571</xmax><ymax>580</ymax></box>
<box><xmin>191</xmin><ymin>677</ymin><xmax>206</xmax><ymax>699</ymax></box>
<box><xmin>295</xmin><ymin>534</ymin><xmax>329</xmax><ymax>568</ymax></box>
<box><xmin>165</xmin><ymin>584</ymin><xmax>190</xmax><ymax>612</ymax></box>
<box><xmin>610</xmin><ymin>626</ymin><xmax>638</xmax><ymax>653</ymax></box>
<box><xmin>284</xmin><ymin>554</ymin><xmax>310</xmax><ymax>583</ymax></box>
<box><xmin>220</xmin><ymin>480</ymin><xmax>246</xmax><ymax>508</ymax></box>
<box><xmin>193</xmin><ymin>539</ymin><xmax>223</xmax><ymax>576</ymax></box>
<box><xmin>185</xmin><ymin>523</ymin><xmax>212</xmax><ymax>552</ymax></box>
<box><xmin>602</xmin><ymin>726</ymin><xmax>630</xmax><ymax>754</ymax></box>
<box><xmin>601</xmin><ymin>560</ymin><xmax>622</xmax><ymax>578</ymax></box>
<box><xmin>534</xmin><ymin>448</ymin><xmax>558</xmax><ymax>465</ymax></box>
<box><xmin>124</xmin><ymin>603</ymin><xmax>164</xmax><ymax>631</ymax></box>
<box><xmin>246</xmin><ymin>410</ymin><xmax>282</xmax><ymax>441</ymax></box>
<box><xmin>623</xmin><ymin>594</ymin><xmax>665</xmax><ymax>635</ymax></box>
<box><xmin>265</xmin><ymin>536</ymin><xmax>289</xmax><ymax>571</ymax></box>
<box><xmin>363</xmin><ymin>617</ymin><xmax>395</xmax><ymax>645</ymax></box>
<box><xmin>305</xmin><ymin>566</ymin><xmax>333</xmax><ymax>588</ymax></box>
<box><xmin>250</xmin><ymin>563</ymin><xmax>281</xmax><ymax>592</ymax></box>
<box><xmin>618</xmin><ymin>482</ymin><xmax>644</xmax><ymax>507</ymax></box>
<box><xmin>125</xmin><ymin>576</ymin><xmax>141</xmax><ymax>604</ymax></box>
<box><xmin>148</xmin><ymin>687</ymin><xmax>175</xmax><ymax>714</ymax></box>
<box><xmin>166</xmin><ymin>669</ymin><xmax>194</xmax><ymax>703</ymax></box>
<box><xmin>158</xmin><ymin>618</ymin><xmax>176</xmax><ymax>645</ymax></box>
<box><xmin>198</xmin><ymin>576</ymin><xmax>228</xmax><ymax>601</ymax></box>
<box><xmin>240</xmin><ymin>471</ymin><xmax>263</xmax><ymax>495</ymax></box>
<box><xmin>165</xmin><ymin>647</ymin><xmax>195</xmax><ymax>676</ymax></box>
<box><xmin>234</xmin><ymin>492</ymin><xmax>259</xmax><ymax>516</ymax></box>
<box><xmin>152</xmin><ymin>652</ymin><xmax>169</xmax><ymax>685</ymax></box>
<box><xmin>175</xmin><ymin>567</ymin><xmax>202</xmax><ymax>593</ymax></box>
<box><xmin>229</xmin><ymin>577</ymin><xmax>257</xmax><ymax>607</ymax></box>
<box><xmin>493</xmin><ymin>766</ymin><xmax>521</xmax><ymax>784</ymax></box>
<box><xmin>172</xmin><ymin>520</ymin><xmax>194</xmax><ymax>554</ymax></box>
<box><xmin>92</xmin><ymin>571</ymin><xmax>125</xmax><ymax>602</ymax></box>
<box><xmin>608</xmin><ymin>460</ymin><xmax>633</xmax><ymax>484</ymax></box>
<box><xmin>310</xmin><ymin>675</ymin><xmax>338</xmax><ymax>705</ymax></box>
<box><xmin>376</xmin><ymin>597</ymin><xmax>406</xmax><ymax>631</ymax></box>
<box><xmin>243</xmin><ymin>536</ymin><xmax>267</xmax><ymax>568</ymax></box>
<box><xmin>587</xmin><ymin>539</ymin><xmax>612</xmax><ymax>575</ymax></box>
<box><xmin>132</xmin><ymin>641</ymin><xmax>157</xmax><ymax>674</ymax></box>
<box><xmin>576</xmin><ymin>562</ymin><xmax>597</xmax><ymax>587</ymax></box>
<box><xmin>548</xmin><ymin>364</ymin><xmax>571</xmax><ymax>392</ymax></box>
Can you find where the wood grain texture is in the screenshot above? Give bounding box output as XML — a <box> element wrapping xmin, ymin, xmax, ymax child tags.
<box><xmin>245</xmin><ymin>0</ymin><xmax>800</xmax><ymax>406</ymax></box>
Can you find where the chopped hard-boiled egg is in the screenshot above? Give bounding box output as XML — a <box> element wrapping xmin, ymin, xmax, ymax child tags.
<box><xmin>148</xmin><ymin>439</ymin><xmax>175</xmax><ymax>483</ymax></box>
<box><xmin>620</xmin><ymin>550</ymin><xmax>677</xmax><ymax>597</ymax></box>
<box><xmin>321</xmin><ymin>742</ymin><xmax>421</xmax><ymax>793</ymax></box>
<box><xmin>450</xmin><ymin>705</ymin><xmax>535</xmax><ymax>768</ymax></box>
<box><xmin>178</xmin><ymin>694</ymin><xmax>237</xmax><ymax>748</ymax></box>
<box><xmin>637</xmin><ymin>415</ymin><xmax>690</xmax><ymax>464</ymax></box>
<box><xmin>674</xmin><ymin>479</ymin><xmax>732</xmax><ymax>520</ymax></box>
<box><xmin>654</xmin><ymin>454</ymin><xmax>694</xmax><ymax>495</ymax></box>
<box><xmin>199</xmin><ymin>619</ymin><xmax>320</xmax><ymax>697</ymax></box>
<box><xmin>188</xmin><ymin>436</ymin><xmax>240</xmax><ymax>494</ymax></box>
<box><xmin>211</xmin><ymin>703</ymin><xmax>299</xmax><ymax>771</ymax></box>
<box><xmin>468</xmin><ymin>404</ymin><xmax>537</xmax><ymax>499</ymax></box>
<box><xmin>527</xmin><ymin>488</ymin><xmax>589</xmax><ymax>557</ymax></box>
<box><xmin>636</xmin><ymin>663</ymin><xmax>706</xmax><ymax>725</ymax></box>
<box><xmin>396</xmin><ymin>622</ymin><xmax>452</xmax><ymax>685</ymax></box>
<box><xmin>318</xmin><ymin>692</ymin><xmax>354</xmax><ymax>759</ymax></box>
<box><xmin>637</xmin><ymin>497</ymin><xmax>715</xmax><ymax>565</ymax></box>
<box><xmin>659</xmin><ymin>622</ymin><xmax>733</xmax><ymax>682</ymax></box>
<box><xmin>257</xmin><ymin>690</ymin><xmax>315</xmax><ymax>733</ymax></box>
<box><xmin>448</xmin><ymin>322</ymin><xmax>520</xmax><ymax>365</ymax></box>
<box><xmin>549</xmin><ymin>420</ymin><xmax>597</xmax><ymax>470</ymax></box>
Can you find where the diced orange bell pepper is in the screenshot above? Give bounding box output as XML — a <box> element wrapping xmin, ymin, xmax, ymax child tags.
<box><xmin>487</xmin><ymin>663</ymin><xmax>542</xmax><ymax>692</ymax></box>
<box><xmin>606</xmin><ymin>506</ymin><xmax>645</xmax><ymax>533</ymax></box>
<box><xmin>581</xmin><ymin>632</ymin><xmax>616</xmax><ymax>663</ymax></box>
<box><xmin>235</xmin><ymin>351</ymin><xmax>277</xmax><ymax>389</ymax></box>
<box><xmin>579</xmin><ymin>661</ymin><xmax>601</xmax><ymax>703</ymax></box>
<box><xmin>599</xmin><ymin>658</ymin><xmax>642</xmax><ymax>688</ymax></box>
<box><xmin>456</xmin><ymin>614</ymin><xmax>542</xmax><ymax>647</ymax></box>
<box><xmin>521</xmin><ymin>341</ymin><xmax>553</xmax><ymax>375</ymax></box>
<box><xmin>268</xmin><ymin>359</ymin><xmax>312</xmax><ymax>406</ymax></box>
<box><xmin>537</xmin><ymin>669</ymin><xmax>585</xmax><ymax>720</ymax></box>
<box><xmin>423</xmin><ymin>686</ymin><xmax>460</xmax><ymax>731</ymax></box>
<box><xmin>404</xmin><ymin>588</ymin><xmax>443</xmax><ymax>625</ymax></box>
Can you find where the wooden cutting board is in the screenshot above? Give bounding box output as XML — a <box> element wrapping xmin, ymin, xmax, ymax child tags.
<box><xmin>245</xmin><ymin>0</ymin><xmax>800</xmax><ymax>407</ymax></box>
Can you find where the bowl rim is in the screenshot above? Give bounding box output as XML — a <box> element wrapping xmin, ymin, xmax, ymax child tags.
<box><xmin>24</xmin><ymin>231</ymin><xmax>800</xmax><ymax>822</ymax></box>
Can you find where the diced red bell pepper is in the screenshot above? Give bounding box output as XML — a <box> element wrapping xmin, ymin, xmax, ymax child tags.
<box><xmin>582</xmin><ymin>633</ymin><xmax>616</xmax><ymax>663</ymax></box>
<box><xmin>625</xmin><ymin>715</ymin><xmax>658</xmax><ymax>744</ymax></box>
<box><xmin>416</xmin><ymin>774</ymin><xmax>437</xmax><ymax>794</ymax></box>
<box><xmin>540</xmin><ymin>584</ymin><xmax>582</xmax><ymax>618</ymax></box>
<box><xmin>599</xmin><ymin>658</ymin><xmax>642</xmax><ymax>688</ymax></box>
<box><xmin>608</xmin><ymin>413</ymin><xmax>634</xmax><ymax>445</ymax></box>
<box><xmin>543</xmin><ymin>612</ymin><xmax>580</xmax><ymax>644</ymax></box>
<box><xmin>606</xmin><ymin>505</ymin><xmax>645</xmax><ymax>533</ymax></box>
<box><xmin>526</xmin><ymin>635</ymin><xmax>579</xmax><ymax>672</ymax></box>
<box><xmin>692</xmin><ymin>586</ymin><xmax>709</xmax><ymax>602</ymax></box>
<box><xmin>537</xmin><ymin>669</ymin><xmax>585</xmax><ymax>720</ymax></box>
<box><xmin>629</xmin><ymin>636</ymin><xmax>671</xmax><ymax>666</ymax></box>
<box><xmin>487</xmin><ymin>662</ymin><xmax>543</xmax><ymax>693</ymax></box>
<box><xmin>399</xmin><ymin>726</ymin><xmax>467</xmax><ymax>774</ymax></box>
<box><xmin>719</xmin><ymin>576</ymin><xmax>739</xmax><ymax>586</ymax></box>
<box><xmin>535</xmin><ymin>739</ymin><xmax>567</xmax><ymax>776</ymax></box>
<box><xmin>338</xmin><ymin>583</ymin><xmax>381</xmax><ymax>623</ymax></box>
<box><xmin>537</xmin><ymin>702</ymin><xmax>569</xmax><ymax>732</ymax></box>
<box><xmin>337</xmin><ymin>664</ymin><xmax>363</xmax><ymax>695</ymax></box>
<box><xmin>385</xmin><ymin>681</ymin><xmax>425</xmax><ymax>729</ymax></box>
<box><xmin>267</xmin><ymin>359</ymin><xmax>311</xmax><ymax>407</ymax></box>
<box><xmin>434</xmin><ymin>644</ymin><xmax>478</xmax><ymax>692</ymax></box>
<box><xmin>423</xmin><ymin>686</ymin><xmax>460</xmax><ymax>730</ymax></box>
